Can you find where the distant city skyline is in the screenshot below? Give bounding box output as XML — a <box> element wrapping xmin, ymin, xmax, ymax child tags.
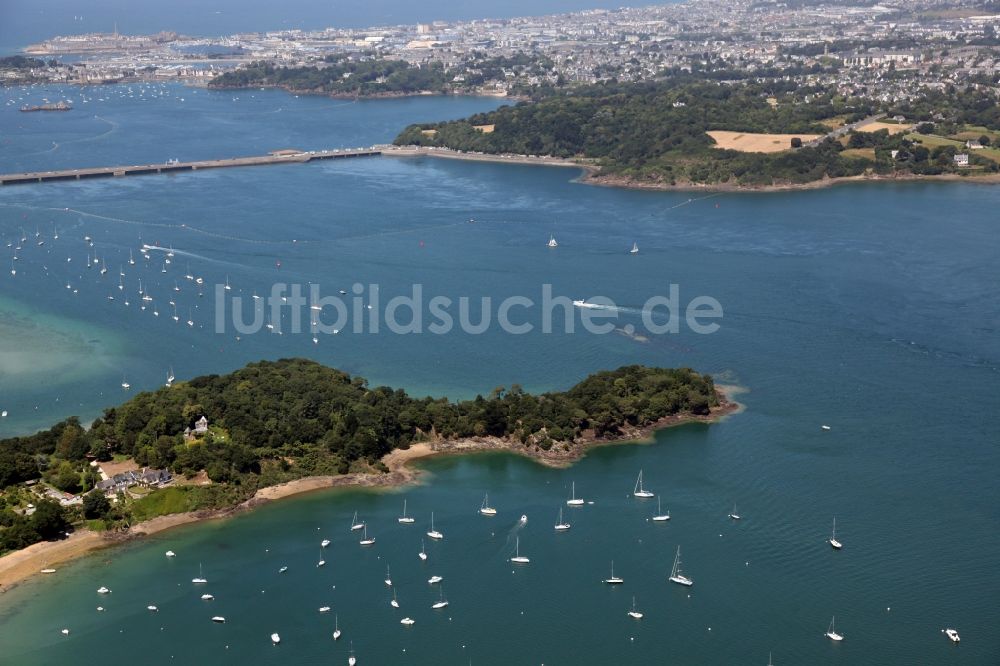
<box><xmin>0</xmin><ymin>0</ymin><xmax>678</xmax><ymax>52</ymax></box>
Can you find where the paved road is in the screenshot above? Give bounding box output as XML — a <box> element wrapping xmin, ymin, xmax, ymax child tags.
<box><xmin>806</xmin><ymin>113</ymin><xmax>887</xmax><ymax>147</ymax></box>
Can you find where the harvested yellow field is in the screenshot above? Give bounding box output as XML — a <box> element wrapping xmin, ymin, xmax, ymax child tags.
<box><xmin>856</xmin><ymin>121</ymin><xmax>912</xmax><ymax>135</ymax></box>
<box><xmin>473</xmin><ymin>124</ymin><xmax>496</xmax><ymax>133</ymax></box>
<box><xmin>707</xmin><ymin>130</ymin><xmax>821</xmax><ymax>153</ymax></box>
<box><xmin>420</xmin><ymin>129</ymin><xmax>438</xmax><ymax>137</ymax></box>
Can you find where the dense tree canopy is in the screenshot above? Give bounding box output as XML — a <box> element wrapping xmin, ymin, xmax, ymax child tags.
<box><xmin>210</xmin><ymin>59</ymin><xmax>448</xmax><ymax>96</ymax></box>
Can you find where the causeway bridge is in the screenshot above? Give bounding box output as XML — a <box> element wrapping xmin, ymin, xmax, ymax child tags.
<box><xmin>0</xmin><ymin>147</ymin><xmax>382</xmax><ymax>185</ymax></box>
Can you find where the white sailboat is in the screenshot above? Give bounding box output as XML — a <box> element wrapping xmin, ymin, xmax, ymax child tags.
<box><xmin>398</xmin><ymin>499</ymin><xmax>415</xmax><ymax>524</ymax></box>
<box><xmin>628</xmin><ymin>596</ymin><xmax>643</xmax><ymax>619</ymax></box>
<box><xmin>166</xmin><ymin>368</ymin><xmax>175</xmax><ymax>387</ymax></box>
<box><xmin>479</xmin><ymin>493</ymin><xmax>497</xmax><ymax>516</ymax></box>
<box><xmin>358</xmin><ymin>524</ymin><xmax>375</xmax><ymax>546</ymax></box>
<box><xmin>547</xmin><ymin>235</ymin><xmax>558</xmax><ymax>248</ymax></box>
<box><xmin>633</xmin><ymin>470</ymin><xmax>654</xmax><ymax>498</ymax></box>
<box><xmin>212</xmin><ymin>616</ymin><xmax>226</xmax><ymax>623</ymax></box>
<box><xmin>224</xmin><ymin>275</ymin><xmax>231</xmax><ymax>291</ymax></box>
<box><xmin>121</xmin><ymin>376</ymin><xmax>130</xmax><ymax>390</ymax></box>
<box><xmin>321</xmin><ymin>538</ymin><xmax>331</xmax><ymax>548</ymax></box>
<box><xmin>825</xmin><ymin>616</ymin><xmax>844</xmax><ymax>641</ymax></box>
<box><xmin>603</xmin><ymin>560</ymin><xmax>624</xmax><ymax>584</ymax></box>
<box><xmin>419</xmin><ymin>540</ymin><xmax>428</xmax><ymax>561</ymax></box>
<box><xmin>201</xmin><ymin>593</ymin><xmax>214</xmax><ymax>600</ymax></box>
<box><xmin>427</xmin><ymin>575</ymin><xmax>443</xmax><ymax>584</ymax></box>
<box><xmin>390</xmin><ymin>589</ymin><xmax>399</xmax><ymax>608</ymax></box>
<box><xmin>554</xmin><ymin>506</ymin><xmax>571</xmax><ymax>531</ymax></box>
<box><xmin>332</xmin><ymin>615</ymin><xmax>341</xmax><ymax>640</ymax></box>
<box><xmin>652</xmin><ymin>497</ymin><xmax>671</xmax><ymax>522</ymax></box>
<box><xmin>271</xmin><ymin>632</ymin><xmax>281</xmax><ymax>645</ymax></box>
<box><xmin>317</xmin><ymin>547</ymin><xmax>326</xmax><ymax>568</ymax></box>
<box><xmin>510</xmin><ymin>537</ymin><xmax>530</xmax><ymax>564</ymax></box>
<box><xmin>630</xmin><ymin>242</ymin><xmax>639</xmax><ymax>254</ymax></box>
<box><xmin>728</xmin><ymin>503</ymin><xmax>741</xmax><ymax>520</ymax></box>
<box><xmin>829</xmin><ymin>517</ymin><xmax>842</xmax><ymax>550</ymax></box>
<box><xmin>384</xmin><ymin>565</ymin><xmax>392</xmax><ymax>586</ymax></box>
<box><xmin>400</xmin><ymin>617</ymin><xmax>415</xmax><ymax>625</ymax></box>
<box><xmin>192</xmin><ymin>563</ymin><xmax>207</xmax><ymax>584</ymax></box>
<box><xmin>426</xmin><ymin>512</ymin><xmax>443</xmax><ymax>540</ymax></box>
<box><xmin>668</xmin><ymin>546</ymin><xmax>693</xmax><ymax>586</ymax></box>
<box><xmin>350</xmin><ymin>511</ymin><xmax>364</xmax><ymax>531</ymax></box>
<box><xmin>348</xmin><ymin>642</ymin><xmax>356</xmax><ymax>665</ymax></box>
<box><xmin>567</xmin><ymin>481</ymin><xmax>585</xmax><ymax>506</ymax></box>
<box><xmin>431</xmin><ymin>587</ymin><xmax>449</xmax><ymax>609</ymax></box>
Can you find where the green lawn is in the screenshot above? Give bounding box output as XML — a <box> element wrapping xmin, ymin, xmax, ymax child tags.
<box><xmin>130</xmin><ymin>486</ymin><xmax>200</xmax><ymax>521</ymax></box>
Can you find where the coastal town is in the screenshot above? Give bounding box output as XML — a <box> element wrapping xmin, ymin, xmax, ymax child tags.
<box><xmin>3</xmin><ymin>0</ymin><xmax>999</xmax><ymax>101</ymax></box>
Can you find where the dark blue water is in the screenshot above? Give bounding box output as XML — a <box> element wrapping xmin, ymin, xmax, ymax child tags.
<box><xmin>0</xmin><ymin>0</ymin><xmax>670</xmax><ymax>53</ymax></box>
<box><xmin>0</xmin><ymin>84</ymin><xmax>998</xmax><ymax>664</ymax></box>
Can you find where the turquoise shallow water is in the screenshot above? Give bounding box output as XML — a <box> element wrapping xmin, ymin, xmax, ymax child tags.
<box><xmin>0</xmin><ymin>84</ymin><xmax>998</xmax><ymax>664</ymax></box>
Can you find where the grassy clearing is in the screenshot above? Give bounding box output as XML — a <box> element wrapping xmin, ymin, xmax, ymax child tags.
<box><xmin>131</xmin><ymin>486</ymin><xmax>199</xmax><ymax>522</ymax></box>
<box><xmin>840</xmin><ymin>148</ymin><xmax>876</xmax><ymax>161</ymax></box>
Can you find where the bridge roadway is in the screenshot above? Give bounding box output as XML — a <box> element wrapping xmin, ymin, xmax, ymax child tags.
<box><xmin>0</xmin><ymin>147</ymin><xmax>383</xmax><ymax>185</ymax></box>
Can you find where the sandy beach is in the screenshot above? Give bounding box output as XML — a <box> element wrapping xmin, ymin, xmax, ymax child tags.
<box><xmin>0</xmin><ymin>392</ymin><xmax>737</xmax><ymax>593</ymax></box>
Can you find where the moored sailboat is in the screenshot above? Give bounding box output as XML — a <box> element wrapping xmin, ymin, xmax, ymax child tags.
<box><xmin>829</xmin><ymin>517</ymin><xmax>842</xmax><ymax>550</ymax></box>
<box><xmin>398</xmin><ymin>499</ymin><xmax>414</xmax><ymax>524</ymax></box>
<box><xmin>633</xmin><ymin>470</ymin><xmax>654</xmax><ymax>498</ymax></box>
<box><xmin>426</xmin><ymin>512</ymin><xmax>443</xmax><ymax>540</ymax></box>
<box><xmin>479</xmin><ymin>493</ymin><xmax>497</xmax><ymax>516</ymax></box>
<box><xmin>603</xmin><ymin>560</ymin><xmax>623</xmax><ymax>584</ymax></box>
<box><xmin>825</xmin><ymin>616</ymin><xmax>843</xmax><ymax>641</ymax></box>
<box><xmin>668</xmin><ymin>546</ymin><xmax>693</xmax><ymax>586</ymax></box>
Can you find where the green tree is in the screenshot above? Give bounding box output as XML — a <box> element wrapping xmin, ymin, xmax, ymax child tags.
<box><xmin>82</xmin><ymin>491</ymin><xmax>111</xmax><ymax>519</ymax></box>
<box><xmin>30</xmin><ymin>499</ymin><xmax>69</xmax><ymax>539</ymax></box>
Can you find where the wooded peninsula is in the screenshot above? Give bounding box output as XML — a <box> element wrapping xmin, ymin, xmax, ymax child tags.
<box><xmin>393</xmin><ymin>78</ymin><xmax>1000</xmax><ymax>189</ymax></box>
<box><xmin>0</xmin><ymin>359</ymin><xmax>731</xmax><ymax>557</ymax></box>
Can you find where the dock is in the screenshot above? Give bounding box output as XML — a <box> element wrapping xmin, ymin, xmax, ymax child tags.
<box><xmin>0</xmin><ymin>147</ymin><xmax>382</xmax><ymax>186</ymax></box>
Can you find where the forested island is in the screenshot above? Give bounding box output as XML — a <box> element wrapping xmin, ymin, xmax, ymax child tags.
<box><xmin>0</xmin><ymin>359</ymin><xmax>730</xmax><ymax>556</ymax></box>
<box><xmin>393</xmin><ymin>78</ymin><xmax>1000</xmax><ymax>189</ymax></box>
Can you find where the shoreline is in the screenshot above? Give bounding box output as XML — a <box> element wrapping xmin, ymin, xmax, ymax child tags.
<box><xmin>385</xmin><ymin>145</ymin><xmax>1000</xmax><ymax>192</ymax></box>
<box><xmin>0</xmin><ymin>389</ymin><xmax>738</xmax><ymax>593</ymax></box>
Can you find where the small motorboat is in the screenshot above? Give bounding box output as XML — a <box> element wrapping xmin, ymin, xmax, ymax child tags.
<box><xmin>271</xmin><ymin>632</ymin><xmax>281</xmax><ymax>645</ymax></box>
<box><xmin>943</xmin><ymin>628</ymin><xmax>960</xmax><ymax>643</ymax></box>
<box><xmin>211</xmin><ymin>616</ymin><xmax>226</xmax><ymax>623</ymax></box>
<box><xmin>428</xmin><ymin>575</ymin><xmax>443</xmax><ymax>584</ymax></box>
<box><xmin>400</xmin><ymin>617</ymin><xmax>415</xmax><ymax>625</ymax></box>
<box><xmin>97</xmin><ymin>586</ymin><xmax>111</xmax><ymax>594</ymax></box>
<box><xmin>319</xmin><ymin>606</ymin><xmax>331</xmax><ymax>613</ymax></box>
